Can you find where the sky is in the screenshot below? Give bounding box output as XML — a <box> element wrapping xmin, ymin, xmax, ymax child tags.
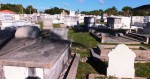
<box><xmin>1</xmin><ymin>0</ymin><xmax>150</xmax><ymax>11</ymax></box>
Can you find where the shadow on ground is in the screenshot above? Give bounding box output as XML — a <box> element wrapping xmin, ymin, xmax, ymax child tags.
<box><xmin>26</xmin><ymin>76</ymin><xmax>41</xmax><ymax>79</ymax></box>
<box><xmin>72</xmin><ymin>42</ymin><xmax>88</xmax><ymax>48</ymax></box>
<box><xmin>87</xmin><ymin>57</ymin><xmax>108</xmax><ymax>75</ymax></box>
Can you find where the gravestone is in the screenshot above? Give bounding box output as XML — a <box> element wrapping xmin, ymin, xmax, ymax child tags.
<box><xmin>15</xmin><ymin>26</ymin><xmax>40</xmax><ymax>39</ymax></box>
<box><xmin>50</xmin><ymin>28</ymin><xmax>68</xmax><ymax>40</ymax></box>
<box><xmin>43</xmin><ymin>19</ymin><xmax>53</xmax><ymax>30</ymax></box>
<box><xmin>107</xmin><ymin>44</ymin><xmax>136</xmax><ymax>78</ymax></box>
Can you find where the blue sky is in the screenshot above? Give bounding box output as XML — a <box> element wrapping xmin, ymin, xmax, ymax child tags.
<box><xmin>1</xmin><ymin>0</ymin><xmax>150</xmax><ymax>11</ymax></box>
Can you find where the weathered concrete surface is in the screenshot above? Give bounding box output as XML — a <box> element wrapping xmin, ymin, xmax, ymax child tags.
<box><xmin>0</xmin><ymin>38</ymin><xmax>37</xmax><ymax>56</ymax></box>
<box><xmin>102</xmin><ymin>34</ymin><xmax>141</xmax><ymax>44</ymax></box>
<box><xmin>15</xmin><ymin>26</ymin><xmax>40</xmax><ymax>38</ymax></box>
<box><xmin>66</xmin><ymin>53</ymin><xmax>80</xmax><ymax>79</ymax></box>
<box><xmin>91</xmin><ymin>44</ymin><xmax>150</xmax><ymax>62</ymax></box>
<box><xmin>50</xmin><ymin>28</ymin><xmax>68</xmax><ymax>40</ymax></box>
<box><xmin>0</xmin><ymin>37</ymin><xmax>71</xmax><ymax>79</ymax></box>
<box><xmin>127</xmin><ymin>33</ymin><xmax>150</xmax><ymax>44</ymax></box>
<box><xmin>98</xmin><ymin>44</ymin><xmax>141</xmax><ymax>49</ymax></box>
<box><xmin>90</xmin><ymin>32</ymin><xmax>141</xmax><ymax>44</ymax></box>
<box><xmin>0</xmin><ymin>38</ymin><xmax>71</xmax><ymax>68</ymax></box>
<box><xmin>98</xmin><ymin>45</ymin><xmax>150</xmax><ymax>59</ymax></box>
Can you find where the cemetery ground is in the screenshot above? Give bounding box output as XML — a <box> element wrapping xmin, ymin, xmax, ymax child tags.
<box><xmin>68</xmin><ymin>29</ymin><xmax>150</xmax><ymax>79</ymax></box>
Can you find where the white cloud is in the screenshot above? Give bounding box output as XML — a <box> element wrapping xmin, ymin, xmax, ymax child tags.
<box><xmin>78</xmin><ymin>0</ymin><xmax>84</xmax><ymax>3</ymax></box>
<box><xmin>63</xmin><ymin>2</ymin><xmax>70</xmax><ymax>7</ymax></box>
<box><xmin>99</xmin><ymin>0</ymin><xmax>104</xmax><ymax>4</ymax></box>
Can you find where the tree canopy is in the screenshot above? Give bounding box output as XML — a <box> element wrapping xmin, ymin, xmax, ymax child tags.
<box><xmin>1</xmin><ymin>4</ymin><xmax>37</xmax><ymax>14</ymax></box>
<box><xmin>25</xmin><ymin>5</ymin><xmax>37</xmax><ymax>14</ymax></box>
<box><xmin>44</xmin><ymin>7</ymin><xmax>69</xmax><ymax>15</ymax></box>
<box><xmin>104</xmin><ymin>6</ymin><xmax>118</xmax><ymax>16</ymax></box>
<box><xmin>0</xmin><ymin>3</ymin><xmax>149</xmax><ymax>16</ymax></box>
<box><xmin>81</xmin><ymin>9</ymin><xmax>103</xmax><ymax>15</ymax></box>
<box><xmin>122</xmin><ymin>6</ymin><xmax>132</xmax><ymax>16</ymax></box>
<box><xmin>132</xmin><ymin>4</ymin><xmax>150</xmax><ymax>16</ymax></box>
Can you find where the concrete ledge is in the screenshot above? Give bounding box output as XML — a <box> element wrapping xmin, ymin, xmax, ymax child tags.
<box><xmin>98</xmin><ymin>44</ymin><xmax>141</xmax><ymax>49</ymax></box>
<box><xmin>88</xmin><ymin>74</ymin><xmax>148</xmax><ymax>79</ymax></box>
<box><xmin>91</xmin><ymin>44</ymin><xmax>150</xmax><ymax>62</ymax></box>
<box><xmin>90</xmin><ymin>48</ymin><xmax>108</xmax><ymax>61</ymax></box>
<box><xmin>66</xmin><ymin>53</ymin><xmax>80</xmax><ymax>79</ymax></box>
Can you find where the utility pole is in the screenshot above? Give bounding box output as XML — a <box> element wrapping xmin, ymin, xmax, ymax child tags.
<box><xmin>0</xmin><ymin>3</ymin><xmax>1</xmax><ymax>10</ymax></box>
<box><xmin>22</xmin><ymin>6</ymin><xmax>23</xmax><ymax>14</ymax></box>
<box><xmin>130</xmin><ymin>11</ymin><xmax>133</xmax><ymax>33</ymax></box>
<box><xmin>30</xmin><ymin>7</ymin><xmax>31</xmax><ymax>14</ymax></box>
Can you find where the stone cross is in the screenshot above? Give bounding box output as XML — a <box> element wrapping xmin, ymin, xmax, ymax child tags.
<box><xmin>107</xmin><ymin>44</ymin><xmax>136</xmax><ymax>78</ymax></box>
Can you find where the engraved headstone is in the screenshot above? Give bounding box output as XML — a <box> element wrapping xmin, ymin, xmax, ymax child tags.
<box><xmin>107</xmin><ymin>44</ymin><xmax>136</xmax><ymax>78</ymax></box>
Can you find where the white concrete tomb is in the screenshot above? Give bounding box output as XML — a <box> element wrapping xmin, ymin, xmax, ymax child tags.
<box><xmin>107</xmin><ymin>44</ymin><xmax>136</xmax><ymax>78</ymax></box>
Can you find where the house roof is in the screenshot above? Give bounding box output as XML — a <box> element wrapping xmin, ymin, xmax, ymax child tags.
<box><xmin>0</xmin><ymin>10</ymin><xmax>16</xmax><ymax>14</ymax></box>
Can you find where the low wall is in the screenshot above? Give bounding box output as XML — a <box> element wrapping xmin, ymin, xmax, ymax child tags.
<box><xmin>98</xmin><ymin>45</ymin><xmax>150</xmax><ymax>61</ymax></box>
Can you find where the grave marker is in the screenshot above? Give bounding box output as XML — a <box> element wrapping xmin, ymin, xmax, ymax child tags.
<box><xmin>43</xmin><ymin>20</ymin><xmax>53</xmax><ymax>30</ymax></box>
<box><xmin>50</xmin><ymin>28</ymin><xmax>68</xmax><ymax>40</ymax></box>
<box><xmin>107</xmin><ymin>44</ymin><xmax>136</xmax><ymax>78</ymax></box>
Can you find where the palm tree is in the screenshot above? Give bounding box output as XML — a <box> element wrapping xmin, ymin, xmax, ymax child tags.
<box><xmin>104</xmin><ymin>6</ymin><xmax>118</xmax><ymax>16</ymax></box>
<box><xmin>122</xmin><ymin>6</ymin><xmax>132</xmax><ymax>16</ymax></box>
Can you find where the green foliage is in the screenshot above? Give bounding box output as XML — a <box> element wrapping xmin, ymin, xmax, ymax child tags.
<box><xmin>69</xmin><ymin>28</ymin><xmax>93</xmax><ymax>58</ymax></box>
<box><xmin>1</xmin><ymin>4</ymin><xmax>25</xmax><ymax>13</ymax></box>
<box><xmin>68</xmin><ymin>30</ymin><xmax>100</xmax><ymax>48</ymax></box>
<box><xmin>69</xmin><ymin>29</ymin><xmax>150</xmax><ymax>78</ymax></box>
<box><xmin>81</xmin><ymin>4</ymin><xmax>149</xmax><ymax>16</ymax></box>
<box><xmin>38</xmin><ymin>21</ymin><xmax>44</xmax><ymax>30</ymax></box>
<box><xmin>135</xmin><ymin>63</ymin><xmax>150</xmax><ymax>77</ymax></box>
<box><xmin>25</xmin><ymin>5</ymin><xmax>37</xmax><ymax>14</ymax></box>
<box><xmin>53</xmin><ymin>24</ymin><xmax>60</xmax><ymax>28</ymax></box>
<box><xmin>132</xmin><ymin>4</ymin><xmax>150</xmax><ymax>16</ymax></box>
<box><xmin>81</xmin><ymin>9</ymin><xmax>103</xmax><ymax>15</ymax></box>
<box><xmin>1</xmin><ymin>3</ymin><xmax>149</xmax><ymax>16</ymax></box>
<box><xmin>68</xmin><ymin>29</ymin><xmax>100</xmax><ymax>79</ymax></box>
<box><xmin>76</xmin><ymin>62</ymin><xmax>98</xmax><ymax>79</ymax></box>
<box><xmin>44</xmin><ymin>7</ymin><xmax>69</xmax><ymax>14</ymax></box>
<box><xmin>122</xmin><ymin>6</ymin><xmax>132</xmax><ymax>16</ymax></box>
<box><xmin>1</xmin><ymin>4</ymin><xmax>37</xmax><ymax>14</ymax></box>
<box><xmin>104</xmin><ymin>6</ymin><xmax>118</xmax><ymax>15</ymax></box>
<box><xmin>108</xmin><ymin>76</ymin><xmax>118</xmax><ymax>79</ymax></box>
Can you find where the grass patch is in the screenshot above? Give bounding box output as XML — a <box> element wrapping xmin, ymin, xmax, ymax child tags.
<box><xmin>68</xmin><ymin>29</ymin><xmax>100</xmax><ymax>79</ymax></box>
<box><xmin>37</xmin><ymin>21</ymin><xmax>43</xmax><ymax>30</ymax></box>
<box><xmin>69</xmin><ymin>29</ymin><xmax>100</xmax><ymax>58</ymax></box>
<box><xmin>68</xmin><ymin>29</ymin><xmax>150</xmax><ymax>79</ymax></box>
<box><xmin>141</xmin><ymin>44</ymin><xmax>150</xmax><ymax>49</ymax></box>
<box><xmin>72</xmin><ymin>47</ymin><xmax>90</xmax><ymax>58</ymax></box>
<box><xmin>53</xmin><ymin>24</ymin><xmax>60</xmax><ymax>28</ymax></box>
<box><xmin>69</xmin><ymin>30</ymin><xmax>100</xmax><ymax>48</ymax></box>
<box><xmin>135</xmin><ymin>63</ymin><xmax>150</xmax><ymax>77</ymax></box>
<box><xmin>76</xmin><ymin>62</ymin><xmax>98</xmax><ymax>79</ymax></box>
